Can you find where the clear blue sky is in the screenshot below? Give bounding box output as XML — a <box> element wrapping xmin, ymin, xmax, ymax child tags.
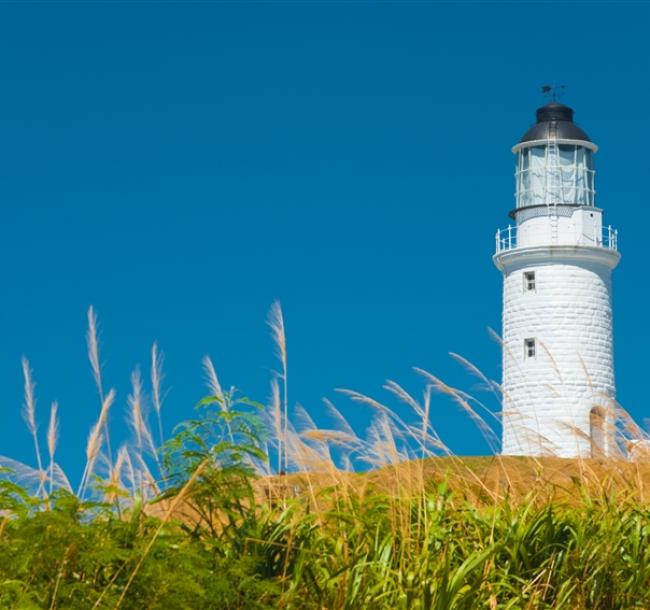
<box><xmin>0</xmin><ymin>2</ymin><xmax>648</xmax><ymax>480</ymax></box>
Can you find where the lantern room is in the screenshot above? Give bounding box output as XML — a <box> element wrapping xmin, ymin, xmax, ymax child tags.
<box><xmin>512</xmin><ymin>103</ymin><xmax>597</xmax><ymax>212</ymax></box>
<box><xmin>514</xmin><ymin>143</ymin><xmax>595</xmax><ymax>209</ymax></box>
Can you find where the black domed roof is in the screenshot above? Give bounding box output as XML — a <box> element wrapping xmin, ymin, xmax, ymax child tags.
<box><xmin>519</xmin><ymin>102</ymin><xmax>591</xmax><ymax>143</ymax></box>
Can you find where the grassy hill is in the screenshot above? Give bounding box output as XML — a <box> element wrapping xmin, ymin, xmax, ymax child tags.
<box><xmin>4</xmin><ymin>306</ymin><xmax>650</xmax><ymax>609</ymax></box>
<box><xmin>250</xmin><ymin>454</ymin><xmax>650</xmax><ymax>510</ymax></box>
<box><xmin>5</xmin><ymin>444</ymin><xmax>650</xmax><ymax>609</ymax></box>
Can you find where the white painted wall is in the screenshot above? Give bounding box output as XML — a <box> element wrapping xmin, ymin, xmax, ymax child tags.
<box><xmin>496</xmin><ymin>247</ymin><xmax>619</xmax><ymax>457</ymax></box>
<box><xmin>516</xmin><ymin>206</ymin><xmax>603</xmax><ymax>248</ymax></box>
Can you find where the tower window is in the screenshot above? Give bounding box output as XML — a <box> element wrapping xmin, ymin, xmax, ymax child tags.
<box><xmin>524</xmin><ymin>338</ymin><xmax>536</xmax><ymax>358</ymax></box>
<box><xmin>523</xmin><ymin>271</ymin><xmax>536</xmax><ymax>292</ymax></box>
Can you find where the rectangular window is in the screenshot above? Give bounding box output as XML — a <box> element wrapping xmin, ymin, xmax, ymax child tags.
<box><xmin>524</xmin><ymin>338</ymin><xmax>536</xmax><ymax>359</ymax></box>
<box><xmin>523</xmin><ymin>271</ymin><xmax>536</xmax><ymax>292</ymax></box>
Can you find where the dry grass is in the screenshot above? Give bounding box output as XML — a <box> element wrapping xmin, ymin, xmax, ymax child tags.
<box><xmin>149</xmin><ymin>455</ymin><xmax>650</xmax><ymax>529</ymax></box>
<box><xmin>255</xmin><ymin>454</ymin><xmax>650</xmax><ymax>510</ymax></box>
<box><xmin>4</xmin><ymin>301</ymin><xmax>650</xmax><ymax>520</ymax></box>
<box><xmin>367</xmin><ymin>455</ymin><xmax>650</xmax><ymax>505</ymax></box>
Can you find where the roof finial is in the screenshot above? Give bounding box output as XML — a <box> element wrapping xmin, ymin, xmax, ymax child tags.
<box><xmin>541</xmin><ymin>84</ymin><xmax>566</xmax><ymax>102</ymax></box>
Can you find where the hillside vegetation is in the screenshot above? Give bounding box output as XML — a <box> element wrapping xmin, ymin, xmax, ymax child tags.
<box><xmin>1</xmin><ymin>304</ymin><xmax>649</xmax><ymax>609</ymax></box>
<box><xmin>3</xmin><ymin>452</ymin><xmax>650</xmax><ymax>609</ymax></box>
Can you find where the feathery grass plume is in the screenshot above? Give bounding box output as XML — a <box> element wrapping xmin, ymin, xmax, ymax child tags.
<box><xmin>383</xmin><ymin>380</ymin><xmax>422</xmax><ymax>414</ymax></box>
<box><xmin>151</xmin><ymin>342</ymin><xmax>165</xmax><ymax>448</ymax></box>
<box><xmin>336</xmin><ymin>388</ymin><xmax>421</xmax><ymax>452</ymax></box>
<box><xmin>321</xmin><ymin>398</ymin><xmax>365</xmax><ymax>470</ymax></box>
<box><xmin>421</xmin><ymin>384</ymin><xmax>432</xmax><ymax>457</ymax></box>
<box><xmin>449</xmin><ymin>352</ymin><xmax>503</xmax><ymax>406</ymax></box>
<box><xmin>293</xmin><ymin>401</ymin><xmax>317</xmax><ymax>434</ymax></box>
<box><xmin>128</xmin><ymin>368</ymin><xmax>155</xmax><ymax>458</ymax></box>
<box><xmin>202</xmin><ymin>355</ymin><xmax>237</xmax><ymax>447</ymax></box>
<box><xmin>444</xmin><ymin>354</ymin><xmax>522</xmax><ymax>492</ymax></box>
<box><xmin>0</xmin><ymin>455</ymin><xmax>46</xmax><ymax>494</ymax></box>
<box><xmin>105</xmin><ymin>444</ymin><xmax>129</xmax><ymax>505</ymax></box>
<box><xmin>386</xmin><ymin>380</ymin><xmax>445</xmax><ymax>463</ymax></box>
<box><xmin>21</xmin><ymin>357</ymin><xmax>44</xmax><ymax>495</ymax></box>
<box><xmin>269</xmin><ymin>377</ymin><xmax>283</xmax><ymax>473</ymax></box>
<box><xmin>86</xmin><ymin>306</ymin><xmax>113</xmax><ymax>469</ymax></box>
<box><xmin>0</xmin><ymin>455</ymin><xmax>71</xmax><ymax>497</ymax></box>
<box><xmin>382</xmin><ymin>380</ymin><xmax>447</xmax><ymax>457</ymax></box>
<box><xmin>267</xmin><ymin>300</ymin><xmax>288</xmax><ymax>472</ymax></box>
<box><xmin>414</xmin><ymin>368</ymin><xmax>500</xmax><ymax>454</ymax></box>
<box><xmin>129</xmin><ymin>369</ymin><xmax>143</xmax><ymax>453</ymax></box>
<box><xmin>449</xmin><ymin>385</ymin><xmax>502</xmax><ymax>434</ymax></box>
<box><xmin>302</xmin><ymin>429</ymin><xmax>358</xmax><ymax>446</ymax></box>
<box><xmin>322</xmin><ymin>397</ymin><xmax>357</xmax><ymax>439</ymax></box>
<box><xmin>202</xmin><ymin>355</ymin><xmax>224</xmax><ymax>405</ymax></box>
<box><xmin>86</xmin><ymin>306</ymin><xmax>103</xmax><ymax>399</ymax></box>
<box><xmin>122</xmin><ymin>447</ymin><xmax>137</xmax><ymax>498</ymax></box>
<box><xmin>133</xmin><ymin>451</ymin><xmax>161</xmax><ymax>500</ymax></box>
<box><xmin>47</xmin><ymin>401</ymin><xmax>59</xmax><ymax>496</ymax></box>
<box><xmin>51</xmin><ymin>463</ymin><xmax>72</xmax><ymax>492</ymax></box>
<box><xmin>337</xmin><ymin>384</ymin><xmax>446</xmax><ymax>508</ymax></box>
<box><xmin>621</xmin><ymin>405</ymin><xmax>648</xmax><ymax>444</ymax></box>
<box><xmin>343</xmin><ymin>377</ymin><xmax>498</xmax><ymax>502</ymax></box>
<box><xmin>303</xmin><ymin>427</ymin><xmax>367</xmax><ymax>469</ymax></box>
<box><xmin>46</xmin><ymin>402</ymin><xmax>58</xmax><ymax>464</ymax></box>
<box><xmin>292</xmin><ymin>402</ymin><xmax>336</xmax><ymax>468</ymax></box>
<box><xmin>113</xmin><ymin>445</ymin><xmax>128</xmax><ymax>479</ymax></box>
<box><xmin>78</xmin><ymin>389</ymin><xmax>115</xmax><ymax>498</ymax></box>
<box><xmin>78</xmin><ymin>422</ymin><xmax>102</xmax><ymax>498</ymax></box>
<box><xmin>286</xmin><ymin>428</ymin><xmax>346</xmax><ymax>512</ymax></box>
<box><xmin>365</xmin><ymin>413</ymin><xmax>404</xmax><ymax>467</ymax></box>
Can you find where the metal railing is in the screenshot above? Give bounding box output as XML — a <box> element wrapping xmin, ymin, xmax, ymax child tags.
<box><xmin>495</xmin><ymin>225</ymin><xmax>517</xmax><ymax>252</ymax></box>
<box><xmin>601</xmin><ymin>225</ymin><xmax>618</xmax><ymax>250</ymax></box>
<box><xmin>495</xmin><ymin>225</ymin><xmax>618</xmax><ymax>254</ymax></box>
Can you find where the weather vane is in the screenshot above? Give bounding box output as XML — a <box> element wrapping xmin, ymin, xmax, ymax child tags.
<box><xmin>541</xmin><ymin>84</ymin><xmax>566</xmax><ymax>102</ymax></box>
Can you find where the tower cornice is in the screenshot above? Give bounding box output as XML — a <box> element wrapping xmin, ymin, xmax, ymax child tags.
<box><xmin>512</xmin><ymin>138</ymin><xmax>598</xmax><ymax>154</ymax></box>
<box><xmin>493</xmin><ymin>244</ymin><xmax>621</xmax><ymax>272</ymax></box>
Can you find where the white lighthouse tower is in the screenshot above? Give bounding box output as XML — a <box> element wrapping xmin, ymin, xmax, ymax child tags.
<box><xmin>494</xmin><ymin>101</ymin><xmax>620</xmax><ymax>458</ymax></box>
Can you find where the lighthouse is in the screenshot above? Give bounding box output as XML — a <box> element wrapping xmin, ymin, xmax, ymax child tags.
<box><xmin>494</xmin><ymin>101</ymin><xmax>620</xmax><ymax>458</ymax></box>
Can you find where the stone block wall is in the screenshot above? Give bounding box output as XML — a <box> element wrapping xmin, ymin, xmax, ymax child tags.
<box><xmin>501</xmin><ymin>257</ymin><xmax>615</xmax><ymax>457</ymax></box>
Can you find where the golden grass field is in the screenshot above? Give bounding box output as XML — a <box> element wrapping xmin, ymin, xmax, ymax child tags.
<box><xmin>253</xmin><ymin>455</ymin><xmax>650</xmax><ymax>510</ymax></box>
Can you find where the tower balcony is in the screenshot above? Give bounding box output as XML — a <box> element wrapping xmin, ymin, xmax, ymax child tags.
<box><xmin>495</xmin><ymin>223</ymin><xmax>618</xmax><ymax>254</ymax></box>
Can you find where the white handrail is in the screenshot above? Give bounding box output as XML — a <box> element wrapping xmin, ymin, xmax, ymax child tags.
<box><xmin>495</xmin><ymin>224</ymin><xmax>618</xmax><ymax>254</ymax></box>
<box><xmin>495</xmin><ymin>225</ymin><xmax>517</xmax><ymax>253</ymax></box>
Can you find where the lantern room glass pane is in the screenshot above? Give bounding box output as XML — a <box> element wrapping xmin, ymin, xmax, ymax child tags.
<box><xmin>515</xmin><ymin>144</ymin><xmax>594</xmax><ymax>209</ymax></box>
